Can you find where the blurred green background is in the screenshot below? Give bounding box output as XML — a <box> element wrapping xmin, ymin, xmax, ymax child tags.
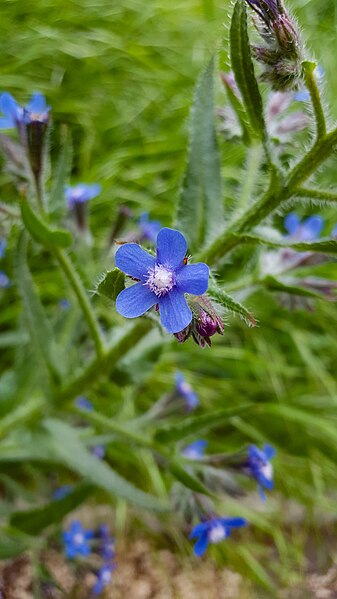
<box><xmin>1</xmin><ymin>0</ymin><xmax>337</xmax><ymax>591</ymax></box>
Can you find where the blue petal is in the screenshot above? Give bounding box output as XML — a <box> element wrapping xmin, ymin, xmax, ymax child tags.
<box><xmin>263</xmin><ymin>444</ymin><xmax>276</xmax><ymax>460</ymax></box>
<box><xmin>27</xmin><ymin>93</ymin><xmax>47</xmax><ymax>113</ymax></box>
<box><xmin>193</xmin><ymin>531</ymin><xmax>209</xmax><ymax>557</ymax></box>
<box><xmin>116</xmin><ymin>283</ymin><xmax>156</xmax><ymax>318</ymax></box>
<box><xmin>189</xmin><ymin>522</ymin><xmax>209</xmax><ymax>538</ymax></box>
<box><xmin>158</xmin><ymin>288</ymin><xmax>192</xmax><ymax>334</ymax></box>
<box><xmin>176</xmin><ymin>263</ymin><xmax>209</xmax><ymax>295</ymax></box>
<box><xmin>0</xmin><ymin>92</ymin><xmax>19</xmax><ymax>119</ymax></box>
<box><xmin>284</xmin><ymin>213</ymin><xmax>300</xmax><ymax>236</ymax></box>
<box><xmin>302</xmin><ymin>215</ymin><xmax>324</xmax><ymax>240</ymax></box>
<box><xmin>220</xmin><ymin>517</ymin><xmax>247</xmax><ymax>529</ymax></box>
<box><xmin>156</xmin><ymin>228</ymin><xmax>187</xmax><ymax>269</ymax></box>
<box><xmin>115</xmin><ymin>243</ymin><xmax>156</xmax><ymax>280</ymax></box>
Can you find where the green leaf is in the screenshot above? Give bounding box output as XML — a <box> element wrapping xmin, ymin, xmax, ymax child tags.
<box><xmin>230</xmin><ymin>0</ymin><xmax>265</xmax><ymax>139</ymax></box>
<box><xmin>235</xmin><ymin>233</ymin><xmax>337</xmax><ymax>256</ymax></box>
<box><xmin>175</xmin><ymin>57</ymin><xmax>223</xmax><ymax>251</ymax></box>
<box><xmin>208</xmin><ymin>285</ymin><xmax>257</xmax><ymax>327</ymax></box>
<box><xmin>95</xmin><ymin>268</ymin><xmax>125</xmax><ymax>301</ymax></box>
<box><xmin>44</xmin><ymin>419</ymin><xmax>168</xmax><ymax>512</ymax></box>
<box><xmin>168</xmin><ymin>460</ymin><xmax>212</xmax><ymax>495</ymax></box>
<box><xmin>236</xmin><ymin>547</ymin><xmax>274</xmax><ymax>590</ymax></box>
<box><xmin>0</xmin><ymin>533</ymin><xmax>28</xmax><ymax>559</ymax></box>
<box><xmin>20</xmin><ymin>198</ymin><xmax>72</xmax><ymax>248</ymax></box>
<box><xmin>16</xmin><ymin>234</ymin><xmax>64</xmax><ymax>382</ymax></box>
<box><xmin>221</xmin><ymin>72</ymin><xmax>252</xmax><ymax>143</ymax></box>
<box><xmin>10</xmin><ymin>483</ymin><xmax>93</xmax><ymax>535</ymax></box>
<box><xmin>155</xmin><ymin>404</ymin><xmax>252</xmax><ymax>443</ymax></box>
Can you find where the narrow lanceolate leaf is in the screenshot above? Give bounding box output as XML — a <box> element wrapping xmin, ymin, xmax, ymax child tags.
<box><xmin>16</xmin><ymin>235</ymin><xmax>64</xmax><ymax>382</ymax></box>
<box><xmin>230</xmin><ymin>1</ymin><xmax>265</xmax><ymax>139</ymax></box>
<box><xmin>264</xmin><ymin>275</ymin><xmax>326</xmax><ymax>299</ymax></box>
<box><xmin>20</xmin><ymin>198</ymin><xmax>72</xmax><ymax>248</ymax></box>
<box><xmin>95</xmin><ymin>268</ymin><xmax>125</xmax><ymax>301</ymax></box>
<box><xmin>234</xmin><ymin>233</ymin><xmax>337</xmax><ymax>256</ymax></box>
<box><xmin>208</xmin><ymin>285</ymin><xmax>257</xmax><ymax>327</ymax></box>
<box><xmin>10</xmin><ymin>483</ymin><xmax>93</xmax><ymax>535</ymax></box>
<box><xmin>168</xmin><ymin>460</ymin><xmax>212</xmax><ymax>496</ymax></box>
<box><xmin>44</xmin><ymin>419</ymin><xmax>168</xmax><ymax>512</ymax></box>
<box><xmin>175</xmin><ymin>57</ymin><xmax>223</xmax><ymax>251</ymax></box>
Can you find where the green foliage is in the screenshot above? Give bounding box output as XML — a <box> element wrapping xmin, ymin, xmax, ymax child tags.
<box><xmin>95</xmin><ymin>268</ymin><xmax>125</xmax><ymax>301</ymax></box>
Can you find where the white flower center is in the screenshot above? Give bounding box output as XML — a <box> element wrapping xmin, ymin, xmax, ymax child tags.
<box><xmin>73</xmin><ymin>533</ymin><xmax>85</xmax><ymax>545</ymax></box>
<box><xmin>209</xmin><ymin>524</ymin><xmax>227</xmax><ymax>544</ymax></box>
<box><xmin>260</xmin><ymin>461</ymin><xmax>273</xmax><ymax>481</ymax></box>
<box><xmin>145</xmin><ymin>264</ymin><xmax>175</xmax><ymax>297</ymax></box>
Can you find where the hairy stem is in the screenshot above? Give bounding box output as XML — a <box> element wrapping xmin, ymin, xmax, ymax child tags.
<box><xmin>303</xmin><ymin>61</ymin><xmax>326</xmax><ymax>140</ymax></box>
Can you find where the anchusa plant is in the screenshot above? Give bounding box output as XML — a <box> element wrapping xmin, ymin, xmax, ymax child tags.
<box><xmin>1</xmin><ymin>0</ymin><xmax>337</xmax><ymax>591</ymax></box>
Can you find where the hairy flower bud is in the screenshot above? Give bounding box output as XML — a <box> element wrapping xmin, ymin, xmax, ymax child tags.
<box><xmin>174</xmin><ymin>295</ymin><xmax>224</xmax><ymax>348</ymax></box>
<box><xmin>245</xmin><ymin>0</ymin><xmax>303</xmax><ymax>91</ymax></box>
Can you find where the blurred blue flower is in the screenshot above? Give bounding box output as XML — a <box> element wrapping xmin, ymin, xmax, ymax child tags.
<box><xmin>92</xmin><ymin>563</ymin><xmax>115</xmax><ymax>595</ymax></box>
<box><xmin>91</xmin><ymin>445</ymin><xmax>106</xmax><ymax>459</ymax></box>
<box><xmin>62</xmin><ymin>520</ymin><xmax>93</xmax><ymax>559</ymax></box>
<box><xmin>189</xmin><ymin>517</ymin><xmax>247</xmax><ymax>557</ymax></box>
<box><xmin>96</xmin><ymin>524</ymin><xmax>116</xmax><ymax>561</ymax></box>
<box><xmin>115</xmin><ymin>228</ymin><xmax>209</xmax><ymax>334</ymax></box>
<box><xmin>59</xmin><ymin>298</ymin><xmax>71</xmax><ymax>310</ymax></box>
<box><xmin>175</xmin><ymin>372</ymin><xmax>199</xmax><ymax>410</ymax></box>
<box><xmin>0</xmin><ymin>239</ymin><xmax>6</xmax><ymax>258</ymax></box>
<box><xmin>284</xmin><ymin>213</ymin><xmax>324</xmax><ymax>241</ymax></box>
<box><xmin>247</xmin><ymin>444</ymin><xmax>276</xmax><ymax>500</ymax></box>
<box><xmin>75</xmin><ymin>396</ymin><xmax>93</xmax><ymax>411</ymax></box>
<box><xmin>139</xmin><ymin>213</ymin><xmax>161</xmax><ymax>243</ymax></box>
<box><xmin>65</xmin><ymin>183</ymin><xmax>101</xmax><ymax>209</ymax></box>
<box><xmin>0</xmin><ymin>92</ymin><xmax>50</xmax><ymax>129</ymax></box>
<box><xmin>182</xmin><ymin>440</ymin><xmax>208</xmax><ymax>460</ymax></box>
<box><xmin>0</xmin><ymin>271</ymin><xmax>10</xmax><ymax>289</ymax></box>
<box><xmin>53</xmin><ymin>485</ymin><xmax>73</xmax><ymax>501</ymax></box>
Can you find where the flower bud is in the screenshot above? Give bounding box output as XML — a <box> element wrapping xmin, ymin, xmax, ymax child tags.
<box><xmin>174</xmin><ymin>295</ymin><xmax>224</xmax><ymax>348</ymax></box>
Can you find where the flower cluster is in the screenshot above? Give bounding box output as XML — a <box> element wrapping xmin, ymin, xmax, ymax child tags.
<box><xmin>245</xmin><ymin>0</ymin><xmax>303</xmax><ymax>91</ymax></box>
<box><xmin>62</xmin><ymin>520</ymin><xmax>116</xmax><ymax>595</ymax></box>
<box><xmin>115</xmin><ymin>227</ymin><xmax>209</xmax><ymax>334</ymax></box>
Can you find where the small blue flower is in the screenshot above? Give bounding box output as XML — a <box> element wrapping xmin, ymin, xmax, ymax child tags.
<box><xmin>247</xmin><ymin>444</ymin><xmax>276</xmax><ymax>500</ymax></box>
<box><xmin>62</xmin><ymin>520</ymin><xmax>93</xmax><ymax>559</ymax></box>
<box><xmin>65</xmin><ymin>183</ymin><xmax>101</xmax><ymax>209</ymax></box>
<box><xmin>284</xmin><ymin>213</ymin><xmax>324</xmax><ymax>241</ymax></box>
<box><xmin>0</xmin><ymin>271</ymin><xmax>10</xmax><ymax>289</ymax></box>
<box><xmin>175</xmin><ymin>372</ymin><xmax>199</xmax><ymax>410</ymax></box>
<box><xmin>0</xmin><ymin>92</ymin><xmax>50</xmax><ymax>129</ymax></box>
<box><xmin>91</xmin><ymin>445</ymin><xmax>106</xmax><ymax>459</ymax></box>
<box><xmin>182</xmin><ymin>440</ymin><xmax>208</xmax><ymax>460</ymax></box>
<box><xmin>189</xmin><ymin>517</ymin><xmax>247</xmax><ymax>557</ymax></box>
<box><xmin>115</xmin><ymin>228</ymin><xmax>209</xmax><ymax>334</ymax></box>
<box><xmin>53</xmin><ymin>485</ymin><xmax>73</xmax><ymax>501</ymax></box>
<box><xmin>96</xmin><ymin>524</ymin><xmax>116</xmax><ymax>561</ymax></box>
<box><xmin>59</xmin><ymin>298</ymin><xmax>71</xmax><ymax>310</ymax></box>
<box><xmin>75</xmin><ymin>396</ymin><xmax>94</xmax><ymax>411</ymax></box>
<box><xmin>92</xmin><ymin>563</ymin><xmax>115</xmax><ymax>595</ymax></box>
<box><xmin>139</xmin><ymin>213</ymin><xmax>162</xmax><ymax>243</ymax></box>
<box><xmin>0</xmin><ymin>239</ymin><xmax>6</xmax><ymax>259</ymax></box>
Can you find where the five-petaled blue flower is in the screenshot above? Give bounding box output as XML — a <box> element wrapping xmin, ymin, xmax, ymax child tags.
<box><xmin>139</xmin><ymin>212</ymin><xmax>162</xmax><ymax>243</ymax></box>
<box><xmin>0</xmin><ymin>271</ymin><xmax>10</xmax><ymax>289</ymax></box>
<box><xmin>182</xmin><ymin>439</ymin><xmax>208</xmax><ymax>460</ymax></box>
<box><xmin>247</xmin><ymin>444</ymin><xmax>276</xmax><ymax>500</ymax></box>
<box><xmin>284</xmin><ymin>213</ymin><xmax>324</xmax><ymax>242</ymax></box>
<box><xmin>115</xmin><ymin>228</ymin><xmax>209</xmax><ymax>334</ymax></box>
<box><xmin>65</xmin><ymin>183</ymin><xmax>101</xmax><ymax>209</ymax></box>
<box><xmin>62</xmin><ymin>520</ymin><xmax>93</xmax><ymax>559</ymax></box>
<box><xmin>175</xmin><ymin>372</ymin><xmax>199</xmax><ymax>410</ymax></box>
<box><xmin>190</xmin><ymin>517</ymin><xmax>247</xmax><ymax>557</ymax></box>
<box><xmin>92</xmin><ymin>563</ymin><xmax>116</xmax><ymax>595</ymax></box>
<box><xmin>0</xmin><ymin>92</ymin><xmax>50</xmax><ymax>128</ymax></box>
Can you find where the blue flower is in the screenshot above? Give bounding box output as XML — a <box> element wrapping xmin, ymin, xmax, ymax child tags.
<box><xmin>284</xmin><ymin>213</ymin><xmax>324</xmax><ymax>241</ymax></box>
<box><xmin>65</xmin><ymin>183</ymin><xmax>101</xmax><ymax>209</ymax></box>
<box><xmin>247</xmin><ymin>444</ymin><xmax>276</xmax><ymax>500</ymax></box>
<box><xmin>0</xmin><ymin>271</ymin><xmax>10</xmax><ymax>289</ymax></box>
<box><xmin>96</xmin><ymin>524</ymin><xmax>116</xmax><ymax>561</ymax></box>
<box><xmin>139</xmin><ymin>213</ymin><xmax>162</xmax><ymax>243</ymax></box>
<box><xmin>92</xmin><ymin>563</ymin><xmax>115</xmax><ymax>595</ymax></box>
<box><xmin>53</xmin><ymin>485</ymin><xmax>73</xmax><ymax>501</ymax></box>
<box><xmin>182</xmin><ymin>440</ymin><xmax>208</xmax><ymax>460</ymax></box>
<box><xmin>190</xmin><ymin>517</ymin><xmax>247</xmax><ymax>557</ymax></box>
<box><xmin>59</xmin><ymin>298</ymin><xmax>71</xmax><ymax>310</ymax></box>
<box><xmin>91</xmin><ymin>445</ymin><xmax>106</xmax><ymax>459</ymax></box>
<box><xmin>0</xmin><ymin>239</ymin><xmax>6</xmax><ymax>259</ymax></box>
<box><xmin>175</xmin><ymin>372</ymin><xmax>199</xmax><ymax>410</ymax></box>
<box><xmin>62</xmin><ymin>520</ymin><xmax>93</xmax><ymax>559</ymax></box>
<box><xmin>75</xmin><ymin>396</ymin><xmax>94</xmax><ymax>411</ymax></box>
<box><xmin>115</xmin><ymin>228</ymin><xmax>209</xmax><ymax>334</ymax></box>
<box><xmin>0</xmin><ymin>92</ymin><xmax>49</xmax><ymax>129</ymax></box>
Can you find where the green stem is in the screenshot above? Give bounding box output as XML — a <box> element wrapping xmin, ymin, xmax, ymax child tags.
<box><xmin>303</xmin><ymin>61</ymin><xmax>326</xmax><ymax>140</ymax></box>
<box><xmin>53</xmin><ymin>247</ymin><xmax>105</xmax><ymax>357</ymax></box>
<box><xmin>295</xmin><ymin>188</ymin><xmax>337</xmax><ymax>203</ymax></box>
<box><xmin>237</xmin><ymin>143</ymin><xmax>263</xmax><ymax>210</ymax></box>
<box><xmin>56</xmin><ymin>320</ymin><xmax>152</xmax><ymax>402</ymax></box>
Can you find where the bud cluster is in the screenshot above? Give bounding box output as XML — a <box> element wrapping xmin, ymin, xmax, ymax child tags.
<box><xmin>174</xmin><ymin>294</ymin><xmax>224</xmax><ymax>348</ymax></box>
<box><xmin>245</xmin><ymin>0</ymin><xmax>303</xmax><ymax>91</ymax></box>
